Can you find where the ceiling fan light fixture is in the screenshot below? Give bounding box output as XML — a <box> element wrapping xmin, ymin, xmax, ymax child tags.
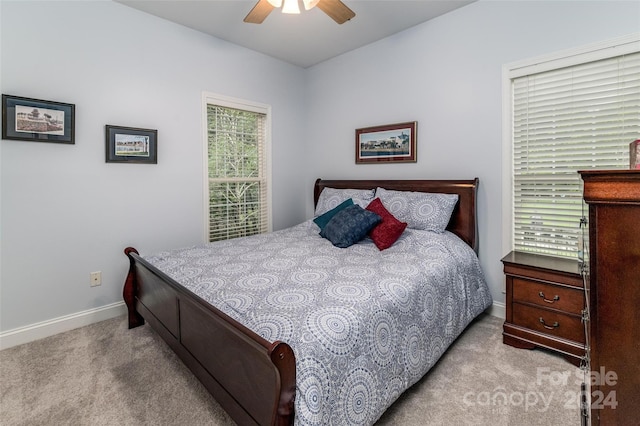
<box><xmin>244</xmin><ymin>0</ymin><xmax>355</xmax><ymax>24</ymax></box>
<box><xmin>303</xmin><ymin>0</ymin><xmax>319</xmax><ymax>10</ymax></box>
<box><xmin>282</xmin><ymin>0</ymin><xmax>300</xmax><ymax>14</ymax></box>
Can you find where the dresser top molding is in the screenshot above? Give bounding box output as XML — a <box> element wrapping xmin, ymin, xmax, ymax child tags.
<box><xmin>579</xmin><ymin>170</ymin><xmax>640</xmax><ymax>204</ymax></box>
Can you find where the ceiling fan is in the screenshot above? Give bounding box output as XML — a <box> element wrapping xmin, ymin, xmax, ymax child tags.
<box><xmin>244</xmin><ymin>0</ymin><xmax>355</xmax><ymax>25</ymax></box>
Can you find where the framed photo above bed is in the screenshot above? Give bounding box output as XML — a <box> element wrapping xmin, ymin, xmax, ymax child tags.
<box><xmin>2</xmin><ymin>94</ymin><xmax>75</xmax><ymax>144</ymax></box>
<box><xmin>356</xmin><ymin>121</ymin><xmax>417</xmax><ymax>164</ymax></box>
<box><xmin>105</xmin><ymin>125</ymin><xmax>157</xmax><ymax>164</ymax></box>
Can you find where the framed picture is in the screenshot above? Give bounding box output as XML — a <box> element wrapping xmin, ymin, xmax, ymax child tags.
<box><xmin>105</xmin><ymin>125</ymin><xmax>157</xmax><ymax>164</ymax></box>
<box><xmin>630</xmin><ymin>139</ymin><xmax>640</xmax><ymax>169</ymax></box>
<box><xmin>2</xmin><ymin>94</ymin><xmax>75</xmax><ymax>144</ymax></box>
<box><xmin>356</xmin><ymin>121</ymin><xmax>417</xmax><ymax>164</ymax></box>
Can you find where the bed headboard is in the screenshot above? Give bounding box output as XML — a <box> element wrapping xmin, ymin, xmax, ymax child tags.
<box><xmin>314</xmin><ymin>178</ymin><xmax>480</xmax><ymax>254</ymax></box>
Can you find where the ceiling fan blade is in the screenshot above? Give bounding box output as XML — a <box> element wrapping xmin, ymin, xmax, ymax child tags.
<box><xmin>244</xmin><ymin>0</ymin><xmax>275</xmax><ymax>24</ymax></box>
<box><xmin>316</xmin><ymin>0</ymin><xmax>355</xmax><ymax>24</ymax></box>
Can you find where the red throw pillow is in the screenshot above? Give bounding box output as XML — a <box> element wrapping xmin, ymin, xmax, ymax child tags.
<box><xmin>366</xmin><ymin>198</ymin><xmax>408</xmax><ymax>250</ymax></box>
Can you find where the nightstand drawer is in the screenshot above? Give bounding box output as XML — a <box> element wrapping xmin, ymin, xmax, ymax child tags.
<box><xmin>512</xmin><ymin>303</ymin><xmax>585</xmax><ymax>344</ymax></box>
<box><xmin>512</xmin><ymin>278</ymin><xmax>584</xmax><ymax>314</ymax></box>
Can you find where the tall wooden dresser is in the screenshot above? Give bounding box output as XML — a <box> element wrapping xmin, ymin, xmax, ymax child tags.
<box><xmin>580</xmin><ymin>170</ymin><xmax>640</xmax><ymax>426</ymax></box>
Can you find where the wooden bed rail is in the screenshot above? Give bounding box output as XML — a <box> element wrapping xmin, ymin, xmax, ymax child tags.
<box><xmin>123</xmin><ymin>247</ymin><xmax>296</xmax><ymax>425</ymax></box>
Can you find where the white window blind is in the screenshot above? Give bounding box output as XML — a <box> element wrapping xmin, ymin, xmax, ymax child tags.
<box><xmin>205</xmin><ymin>102</ymin><xmax>270</xmax><ymax>242</ymax></box>
<box><xmin>512</xmin><ymin>51</ymin><xmax>640</xmax><ymax>258</ymax></box>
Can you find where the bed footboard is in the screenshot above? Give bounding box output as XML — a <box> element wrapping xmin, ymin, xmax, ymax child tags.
<box><xmin>123</xmin><ymin>247</ymin><xmax>296</xmax><ymax>426</ymax></box>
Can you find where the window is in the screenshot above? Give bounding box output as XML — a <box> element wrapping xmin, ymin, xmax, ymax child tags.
<box><xmin>203</xmin><ymin>94</ymin><xmax>271</xmax><ymax>242</ymax></box>
<box><xmin>504</xmin><ymin>35</ymin><xmax>640</xmax><ymax>259</ymax></box>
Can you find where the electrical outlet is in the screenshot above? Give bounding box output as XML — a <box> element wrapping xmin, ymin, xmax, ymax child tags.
<box><xmin>90</xmin><ymin>271</ymin><xmax>102</xmax><ymax>287</ymax></box>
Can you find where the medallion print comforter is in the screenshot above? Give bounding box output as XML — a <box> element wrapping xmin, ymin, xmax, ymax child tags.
<box><xmin>144</xmin><ymin>219</ymin><xmax>493</xmax><ymax>425</ymax></box>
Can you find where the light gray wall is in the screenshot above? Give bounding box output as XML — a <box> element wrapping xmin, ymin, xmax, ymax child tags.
<box><xmin>1</xmin><ymin>0</ymin><xmax>638</xmax><ymax>334</ymax></box>
<box><xmin>0</xmin><ymin>1</ymin><xmax>307</xmax><ymax>331</ymax></box>
<box><xmin>303</xmin><ymin>0</ymin><xmax>640</xmax><ymax>304</ymax></box>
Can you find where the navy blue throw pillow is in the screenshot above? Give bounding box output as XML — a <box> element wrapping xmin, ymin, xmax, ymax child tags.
<box><xmin>320</xmin><ymin>204</ymin><xmax>381</xmax><ymax>248</ymax></box>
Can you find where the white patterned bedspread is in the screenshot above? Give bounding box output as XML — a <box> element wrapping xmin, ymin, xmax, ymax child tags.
<box><xmin>144</xmin><ymin>219</ymin><xmax>493</xmax><ymax>425</ymax></box>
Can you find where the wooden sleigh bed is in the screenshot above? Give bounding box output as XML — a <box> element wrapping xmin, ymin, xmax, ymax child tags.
<box><xmin>123</xmin><ymin>178</ymin><xmax>482</xmax><ymax>425</ymax></box>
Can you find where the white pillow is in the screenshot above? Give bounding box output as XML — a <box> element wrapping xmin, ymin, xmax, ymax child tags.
<box><xmin>375</xmin><ymin>187</ymin><xmax>458</xmax><ymax>232</ymax></box>
<box><xmin>315</xmin><ymin>188</ymin><xmax>375</xmax><ymax>216</ymax></box>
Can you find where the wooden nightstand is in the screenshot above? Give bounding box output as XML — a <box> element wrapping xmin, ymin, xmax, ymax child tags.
<box><xmin>502</xmin><ymin>251</ymin><xmax>586</xmax><ymax>366</ymax></box>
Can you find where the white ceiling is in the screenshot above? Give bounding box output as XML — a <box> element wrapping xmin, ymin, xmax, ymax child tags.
<box><xmin>117</xmin><ymin>0</ymin><xmax>474</xmax><ymax>68</ymax></box>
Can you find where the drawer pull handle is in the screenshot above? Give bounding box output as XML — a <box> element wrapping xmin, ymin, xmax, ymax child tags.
<box><xmin>539</xmin><ymin>317</ymin><xmax>559</xmax><ymax>330</ymax></box>
<box><xmin>538</xmin><ymin>291</ymin><xmax>560</xmax><ymax>304</ymax></box>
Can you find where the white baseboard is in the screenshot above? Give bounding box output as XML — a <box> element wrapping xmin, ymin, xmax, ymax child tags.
<box><xmin>0</xmin><ymin>300</ymin><xmax>506</xmax><ymax>350</ymax></box>
<box><xmin>0</xmin><ymin>301</ymin><xmax>126</xmax><ymax>350</ymax></box>
<box><xmin>487</xmin><ymin>301</ymin><xmax>506</xmax><ymax>319</ymax></box>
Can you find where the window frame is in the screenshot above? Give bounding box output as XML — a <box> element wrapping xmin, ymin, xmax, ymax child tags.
<box><xmin>202</xmin><ymin>92</ymin><xmax>273</xmax><ymax>242</ymax></box>
<box><xmin>501</xmin><ymin>33</ymin><xmax>640</xmax><ymax>257</ymax></box>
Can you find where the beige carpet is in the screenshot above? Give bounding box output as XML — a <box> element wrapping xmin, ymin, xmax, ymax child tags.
<box><xmin>0</xmin><ymin>314</ymin><xmax>581</xmax><ymax>425</ymax></box>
